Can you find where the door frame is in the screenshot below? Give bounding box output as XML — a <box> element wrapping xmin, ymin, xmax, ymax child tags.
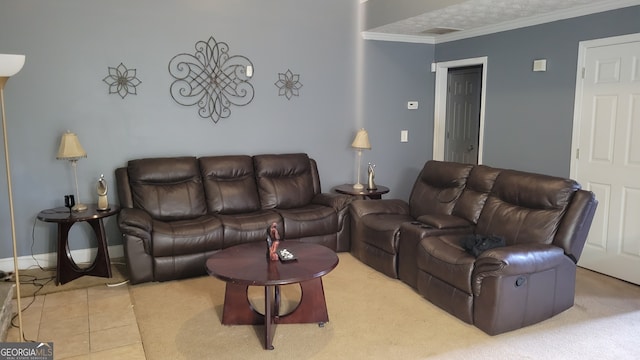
<box><xmin>433</xmin><ymin>56</ymin><xmax>488</xmax><ymax>162</ymax></box>
<box><xmin>570</xmin><ymin>32</ymin><xmax>640</xmax><ymax>179</ymax></box>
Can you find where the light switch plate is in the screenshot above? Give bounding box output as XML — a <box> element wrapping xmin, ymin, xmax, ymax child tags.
<box><xmin>401</xmin><ymin>130</ymin><xmax>408</xmax><ymax>142</ymax></box>
<box><xmin>407</xmin><ymin>101</ymin><xmax>418</xmax><ymax>110</ymax></box>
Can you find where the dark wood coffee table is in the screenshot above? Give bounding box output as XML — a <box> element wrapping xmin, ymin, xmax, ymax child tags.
<box><xmin>205</xmin><ymin>241</ymin><xmax>339</xmax><ymax>350</ymax></box>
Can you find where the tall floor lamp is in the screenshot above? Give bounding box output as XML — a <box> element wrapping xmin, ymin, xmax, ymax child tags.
<box><xmin>0</xmin><ymin>53</ymin><xmax>26</xmax><ymax>342</ymax></box>
<box><xmin>351</xmin><ymin>128</ymin><xmax>371</xmax><ymax>190</ymax></box>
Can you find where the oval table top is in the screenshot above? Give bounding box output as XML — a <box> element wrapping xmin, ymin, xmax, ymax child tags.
<box><xmin>205</xmin><ymin>241</ymin><xmax>339</xmax><ymax>286</ymax></box>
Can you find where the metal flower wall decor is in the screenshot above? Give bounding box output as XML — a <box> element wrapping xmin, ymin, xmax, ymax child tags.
<box><xmin>275</xmin><ymin>69</ymin><xmax>302</xmax><ymax>100</ymax></box>
<box><xmin>102</xmin><ymin>63</ymin><xmax>142</xmax><ymax>99</ymax></box>
<box><xmin>168</xmin><ymin>36</ymin><xmax>254</xmax><ymax>124</ymax></box>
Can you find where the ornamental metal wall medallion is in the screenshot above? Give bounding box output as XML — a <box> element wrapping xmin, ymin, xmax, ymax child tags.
<box><xmin>168</xmin><ymin>36</ymin><xmax>254</xmax><ymax>124</ymax></box>
<box><xmin>102</xmin><ymin>63</ymin><xmax>142</xmax><ymax>99</ymax></box>
<box><xmin>275</xmin><ymin>69</ymin><xmax>302</xmax><ymax>100</ymax></box>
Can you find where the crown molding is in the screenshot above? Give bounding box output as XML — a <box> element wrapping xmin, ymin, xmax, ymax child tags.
<box><xmin>361</xmin><ymin>0</ymin><xmax>639</xmax><ymax>44</ymax></box>
<box><xmin>361</xmin><ymin>31</ymin><xmax>435</xmax><ymax>44</ymax></box>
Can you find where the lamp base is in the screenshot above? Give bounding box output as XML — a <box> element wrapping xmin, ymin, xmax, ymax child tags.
<box><xmin>353</xmin><ymin>183</ymin><xmax>364</xmax><ymax>190</ymax></box>
<box><xmin>72</xmin><ymin>203</ymin><xmax>87</xmax><ymax>212</ymax></box>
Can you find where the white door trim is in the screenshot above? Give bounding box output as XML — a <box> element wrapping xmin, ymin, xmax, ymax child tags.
<box><xmin>433</xmin><ymin>56</ymin><xmax>488</xmax><ymax>162</ymax></box>
<box><xmin>570</xmin><ymin>32</ymin><xmax>640</xmax><ymax>179</ymax></box>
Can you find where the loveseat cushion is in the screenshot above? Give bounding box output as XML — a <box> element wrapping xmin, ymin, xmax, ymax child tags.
<box><xmin>409</xmin><ymin>161</ymin><xmax>473</xmax><ymax>219</ymax></box>
<box><xmin>417</xmin><ymin>234</ymin><xmax>476</xmax><ymax>294</ymax></box>
<box><xmin>199</xmin><ymin>155</ymin><xmax>261</xmax><ymax>214</ymax></box>
<box><xmin>476</xmin><ymin>170</ymin><xmax>580</xmax><ymax>246</ymax></box>
<box><xmin>254</xmin><ymin>153</ymin><xmax>315</xmax><ymax>209</ymax></box>
<box><xmin>128</xmin><ymin>157</ymin><xmax>207</xmax><ymax>221</ymax></box>
<box><xmin>360</xmin><ymin>213</ymin><xmax>414</xmax><ymax>254</ymax></box>
<box><xmin>151</xmin><ymin>216</ymin><xmax>223</xmax><ymax>257</ymax></box>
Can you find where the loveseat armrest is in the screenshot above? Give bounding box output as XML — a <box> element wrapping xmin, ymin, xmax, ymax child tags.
<box><xmin>471</xmin><ymin>243</ymin><xmax>577</xmax><ymax>335</ymax></box>
<box><xmin>349</xmin><ymin>199</ymin><xmax>410</xmax><ymax>218</ymax></box>
<box><xmin>118</xmin><ymin>208</ymin><xmax>153</xmax><ymax>242</ymax></box>
<box><xmin>472</xmin><ymin>243</ymin><xmax>566</xmax><ymax>296</ymax></box>
<box><xmin>415</xmin><ymin>214</ymin><xmax>474</xmax><ymax>230</ymax></box>
<box><xmin>312</xmin><ymin>193</ymin><xmax>353</xmax><ymax>211</ymax></box>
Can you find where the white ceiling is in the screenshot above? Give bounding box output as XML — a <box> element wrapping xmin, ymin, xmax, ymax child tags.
<box><xmin>362</xmin><ymin>0</ymin><xmax>640</xmax><ymax>43</ymax></box>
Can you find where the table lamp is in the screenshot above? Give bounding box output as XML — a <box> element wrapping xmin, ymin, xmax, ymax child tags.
<box><xmin>0</xmin><ymin>53</ymin><xmax>26</xmax><ymax>342</ymax></box>
<box><xmin>351</xmin><ymin>128</ymin><xmax>371</xmax><ymax>190</ymax></box>
<box><xmin>57</xmin><ymin>131</ymin><xmax>88</xmax><ymax>212</ymax></box>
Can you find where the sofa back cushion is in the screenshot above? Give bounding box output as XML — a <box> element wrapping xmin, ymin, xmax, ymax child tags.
<box><xmin>127</xmin><ymin>157</ymin><xmax>207</xmax><ymax>221</ymax></box>
<box><xmin>254</xmin><ymin>153</ymin><xmax>315</xmax><ymax>209</ymax></box>
<box><xmin>452</xmin><ymin>165</ymin><xmax>502</xmax><ymax>225</ymax></box>
<box><xmin>475</xmin><ymin>169</ymin><xmax>580</xmax><ymax>246</ymax></box>
<box><xmin>199</xmin><ymin>155</ymin><xmax>261</xmax><ymax>214</ymax></box>
<box><xmin>409</xmin><ymin>161</ymin><xmax>473</xmax><ymax>219</ymax></box>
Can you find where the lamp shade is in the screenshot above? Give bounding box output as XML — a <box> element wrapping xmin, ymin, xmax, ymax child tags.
<box><xmin>57</xmin><ymin>131</ymin><xmax>87</xmax><ymax>160</ymax></box>
<box><xmin>351</xmin><ymin>128</ymin><xmax>371</xmax><ymax>150</ymax></box>
<box><xmin>0</xmin><ymin>54</ymin><xmax>26</xmax><ymax>77</ymax></box>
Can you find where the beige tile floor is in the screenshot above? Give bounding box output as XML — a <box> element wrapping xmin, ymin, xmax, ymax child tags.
<box><xmin>7</xmin><ymin>285</ymin><xmax>146</xmax><ymax>359</ymax></box>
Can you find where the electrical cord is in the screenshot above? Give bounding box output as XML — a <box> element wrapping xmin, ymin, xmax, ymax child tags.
<box><xmin>7</xmin><ymin>216</ymin><xmax>129</xmax><ymax>341</ymax></box>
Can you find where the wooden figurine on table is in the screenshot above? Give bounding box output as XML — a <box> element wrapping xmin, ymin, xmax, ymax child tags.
<box><xmin>266</xmin><ymin>222</ymin><xmax>281</xmax><ymax>261</ymax></box>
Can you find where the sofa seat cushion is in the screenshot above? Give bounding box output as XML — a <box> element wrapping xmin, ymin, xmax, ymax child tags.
<box><xmin>277</xmin><ymin>204</ymin><xmax>337</xmax><ymax>239</ymax></box>
<box><xmin>151</xmin><ymin>216</ymin><xmax>223</xmax><ymax>257</ymax></box>
<box><xmin>216</xmin><ymin>211</ymin><xmax>282</xmax><ymax>248</ymax></box>
<box><xmin>360</xmin><ymin>213</ymin><xmax>414</xmax><ymax>254</ymax></box>
<box><xmin>417</xmin><ymin>234</ymin><xmax>476</xmax><ymax>294</ymax></box>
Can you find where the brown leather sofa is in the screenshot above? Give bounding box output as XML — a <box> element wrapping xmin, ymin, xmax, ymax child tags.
<box><xmin>350</xmin><ymin>160</ymin><xmax>597</xmax><ymax>335</ymax></box>
<box><xmin>115</xmin><ymin>153</ymin><xmax>352</xmax><ymax>284</ymax></box>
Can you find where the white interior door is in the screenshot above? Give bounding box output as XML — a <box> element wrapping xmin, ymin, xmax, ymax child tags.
<box><xmin>571</xmin><ymin>33</ymin><xmax>640</xmax><ymax>285</ymax></box>
<box><xmin>444</xmin><ymin>66</ymin><xmax>481</xmax><ymax>164</ymax></box>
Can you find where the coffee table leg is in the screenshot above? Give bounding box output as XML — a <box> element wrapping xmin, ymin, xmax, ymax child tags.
<box><xmin>221</xmin><ymin>283</ymin><xmax>262</xmax><ymax>325</ymax></box>
<box><xmin>276</xmin><ymin>277</ymin><xmax>329</xmax><ymax>324</ymax></box>
<box><xmin>265</xmin><ymin>285</ymin><xmax>276</xmax><ymax>350</ymax></box>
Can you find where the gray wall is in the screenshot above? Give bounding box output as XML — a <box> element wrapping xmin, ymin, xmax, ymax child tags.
<box><xmin>1</xmin><ymin>1</ymin><xmax>638</xmax><ymax>262</ymax></box>
<box><xmin>0</xmin><ymin>0</ymin><xmax>433</xmax><ymax>260</ymax></box>
<box><xmin>435</xmin><ymin>6</ymin><xmax>640</xmax><ymax>176</ymax></box>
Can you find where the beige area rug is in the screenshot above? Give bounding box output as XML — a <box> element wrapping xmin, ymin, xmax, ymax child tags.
<box><xmin>16</xmin><ymin>260</ymin><xmax>128</xmax><ymax>298</ymax></box>
<box><xmin>129</xmin><ymin>253</ymin><xmax>640</xmax><ymax>360</ymax></box>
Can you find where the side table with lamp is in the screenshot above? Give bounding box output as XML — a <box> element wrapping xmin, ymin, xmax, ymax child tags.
<box><xmin>341</xmin><ymin>128</ymin><xmax>389</xmax><ymax>199</ymax></box>
<box><xmin>36</xmin><ymin>204</ymin><xmax>119</xmax><ymax>285</ymax></box>
<box><xmin>35</xmin><ymin>131</ymin><xmax>119</xmax><ymax>285</ymax></box>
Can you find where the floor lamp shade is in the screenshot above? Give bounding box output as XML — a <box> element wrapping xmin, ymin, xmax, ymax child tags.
<box><xmin>351</xmin><ymin>128</ymin><xmax>371</xmax><ymax>190</ymax></box>
<box><xmin>0</xmin><ymin>53</ymin><xmax>26</xmax><ymax>342</ymax></box>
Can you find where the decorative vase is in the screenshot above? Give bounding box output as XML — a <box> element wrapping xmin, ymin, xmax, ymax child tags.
<box><xmin>97</xmin><ymin>174</ymin><xmax>109</xmax><ymax>211</ymax></box>
<box><xmin>367</xmin><ymin>162</ymin><xmax>377</xmax><ymax>190</ymax></box>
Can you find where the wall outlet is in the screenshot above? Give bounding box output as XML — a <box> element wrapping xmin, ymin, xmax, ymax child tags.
<box><xmin>407</xmin><ymin>101</ymin><xmax>418</xmax><ymax>110</ymax></box>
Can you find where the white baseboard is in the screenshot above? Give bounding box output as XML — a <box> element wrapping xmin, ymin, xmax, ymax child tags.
<box><xmin>0</xmin><ymin>245</ymin><xmax>124</xmax><ymax>273</ymax></box>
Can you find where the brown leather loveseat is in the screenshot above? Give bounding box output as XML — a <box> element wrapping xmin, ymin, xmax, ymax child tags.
<box><xmin>116</xmin><ymin>153</ymin><xmax>352</xmax><ymax>284</ymax></box>
<box><xmin>350</xmin><ymin>160</ymin><xmax>597</xmax><ymax>335</ymax></box>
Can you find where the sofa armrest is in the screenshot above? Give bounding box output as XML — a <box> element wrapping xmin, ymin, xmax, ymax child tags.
<box><xmin>117</xmin><ymin>208</ymin><xmax>153</xmax><ymax>242</ymax></box>
<box><xmin>472</xmin><ymin>243</ymin><xmax>566</xmax><ymax>296</ymax></box>
<box><xmin>349</xmin><ymin>199</ymin><xmax>410</xmax><ymax>218</ymax></box>
<box><xmin>312</xmin><ymin>193</ymin><xmax>353</xmax><ymax>211</ymax></box>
